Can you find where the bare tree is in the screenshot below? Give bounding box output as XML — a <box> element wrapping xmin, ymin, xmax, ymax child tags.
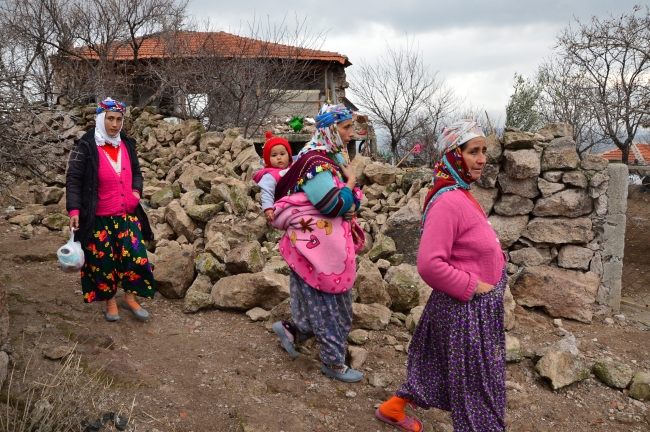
<box><xmin>554</xmin><ymin>7</ymin><xmax>650</xmax><ymax>163</ymax></box>
<box><xmin>351</xmin><ymin>40</ymin><xmax>450</xmax><ymax>161</ymax></box>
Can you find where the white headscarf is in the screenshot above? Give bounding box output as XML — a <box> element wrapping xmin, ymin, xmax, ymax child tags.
<box><xmin>438</xmin><ymin>120</ymin><xmax>485</xmax><ymax>155</ymax></box>
<box><xmin>94</xmin><ymin>111</ymin><xmax>123</xmax><ymax>148</ymax></box>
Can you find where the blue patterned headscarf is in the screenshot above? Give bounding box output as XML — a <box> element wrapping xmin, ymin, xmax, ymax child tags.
<box><xmin>94</xmin><ymin>98</ymin><xmax>127</xmax><ymax>148</ymax></box>
<box><xmin>96</xmin><ymin>97</ymin><xmax>126</xmax><ymax>115</ymax></box>
<box><xmin>297</xmin><ymin>103</ymin><xmax>354</xmax><ymax>164</ymax></box>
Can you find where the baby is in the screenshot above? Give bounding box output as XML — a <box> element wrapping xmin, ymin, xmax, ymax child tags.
<box><xmin>252</xmin><ymin>132</ymin><xmax>293</xmax><ymax>222</ymax></box>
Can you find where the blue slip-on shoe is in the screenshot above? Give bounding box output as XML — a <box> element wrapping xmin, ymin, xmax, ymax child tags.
<box><xmin>121</xmin><ymin>301</ymin><xmax>150</xmax><ymax>321</ymax></box>
<box><xmin>272</xmin><ymin>321</ymin><xmax>299</xmax><ymax>358</ymax></box>
<box><xmin>321</xmin><ymin>364</ymin><xmax>363</xmax><ymax>383</ymax></box>
<box><xmin>104</xmin><ymin>311</ymin><xmax>120</xmax><ymax>322</ymax></box>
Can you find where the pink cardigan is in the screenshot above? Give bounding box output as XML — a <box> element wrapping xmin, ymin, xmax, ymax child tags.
<box><xmin>69</xmin><ymin>142</ymin><xmax>140</xmax><ymax>217</ymax></box>
<box><xmin>417</xmin><ymin>189</ymin><xmax>506</xmax><ymax>302</ymax></box>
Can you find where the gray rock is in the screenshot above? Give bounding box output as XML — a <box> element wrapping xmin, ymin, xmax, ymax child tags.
<box><xmin>535</xmin><ymin>334</ymin><xmax>580</xmax><ymax>360</ymax></box>
<box><xmin>381</xmin><ymin>198</ymin><xmax>421</xmax><ymax>265</ymax></box>
<box><xmin>401</xmin><ymin>168</ymin><xmax>433</xmax><ymax>192</ymax></box>
<box><xmin>194</xmin><ymin>253</ymin><xmax>227</xmax><ymax>282</ymax></box>
<box><xmin>497</xmin><ymin>172</ymin><xmax>539</xmax><ymax>199</ymax></box>
<box><xmin>485</xmin><ymin>134</ymin><xmax>503</xmax><ymax>163</ymax></box>
<box><xmin>537</xmin><ymin>178</ymin><xmax>566</xmax><ymax>198</ymax></box>
<box><xmin>0</xmin><ymin>351</ymin><xmax>7</xmax><ymax>390</ymax></box>
<box><xmin>246</xmin><ymin>307</ymin><xmax>271</xmax><ymax>322</ymax></box>
<box><xmin>383</xmin><ymin>264</ymin><xmax>420</xmax><ymax>312</ymax></box>
<box><xmin>593</xmin><ymin>359</ymin><xmax>634</xmax><ymax>389</ymax></box>
<box><xmin>536</xmin><ymin>350</ymin><xmax>589</xmax><ymax>390</ymax></box>
<box><xmin>509</xmin><ymin>248</ymin><xmax>551</xmax><ymax>267</ymax></box>
<box><xmin>537</xmin><ymin>123</ymin><xmax>573</xmax><ymax>138</ymax></box>
<box><xmin>352</xmin><ymin>303</ymin><xmax>392</xmax><ymax>330</ymax></box>
<box><xmin>150</xmin><ymin>185</ymin><xmax>179</xmax><ymax>209</ymax></box>
<box><xmin>176</xmin><ymin>164</ymin><xmax>207</xmax><ymax>192</ymax></box>
<box><xmin>348</xmin><ymin>329</ymin><xmax>370</xmax><ymax>345</ymax></box>
<box><xmin>562</xmin><ymin>171</ymin><xmax>588</xmax><ymax>188</ymax></box>
<box><xmin>183</xmin><ymin>291</ymin><xmax>215</xmax><ymax>314</ymax></box>
<box><xmin>212</xmin><ymin>272</ymin><xmax>289</xmax><ymax>311</ymax></box>
<box><xmin>262</xmin><ymin>256</ymin><xmax>290</xmax><ymax>276</ymax></box>
<box><xmin>367</xmin><ymin>233</ymin><xmax>396</xmax><ymax>262</ymax></box>
<box><xmin>494</xmin><ymin>194</ymin><xmax>534</xmax><ymax>216</ymax></box>
<box><xmin>503</xmin><ymin>130</ymin><xmax>537</xmax><ymax>150</ymax></box>
<box><xmin>405</xmin><ymin>306</ymin><xmax>424</xmax><ymax>333</ymax></box>
<box><xmin>523</xmin><ymin>217</ymin><xmax>593</xmax><ymax>244</ymax></box>
<box><xmin>557</xmin><ymin>246</ymin><xmax>593</xmax><ymax>270</ymax></box>
<box><xmin>581</xmin><ymin>154</ymin><xmax>609</xmax><ymax>171</ymax></box>
<box><xmin>369</xmin><ymin>372</ymin><xmax>394</xmax><ymax>388</ymax></box>
<box><xmin>8</xmin><ymin>214</ymin><xmax>36</xmax><ymax>226</ymax></box>
<box><xmin>363</xmin><ymin>164</ymin><xmax>397</xmax><ymax>185</ymax></box>
<box><xmin>541</xmin><ymin>137</ymin><xmax>580</xmax><ymax>170</ymax></box>
<box><xmin>154</xmin><ymin>247</ymin><xmax>196</xmax><ymax>298</ymax></box>
<box><xmin>511</xmin><ymin>265</ymin><xmax>600</xmax><ymax>323</ymax></box>
<box><xmin>532</xmin><ymin>189</ymin><xmax>593</xmax><ymax>217</ymax></box>
<box><xmin>503</xmin><ymin>149</ymin><xmax>541</xmax><ymax>179</ymax></box>
<box><xmin>629</xmin><ymin>372</ymin><xmax>650</xmax><ymax>401</ymax></box>
<box><xmin>225</xmin><ymin>241</ymin><xmax>266</xmax><ymax>274</ymax></box>
<box><xmin>44</xmin><ymin>345</ymin><xmax>73</xmax><ymax>360</ymax></box>
<box><xmin>504</xmin><ymin>285</ymin><xmax>516</xmax><ymax>330</ymax></box>
<box><xmin>41</xmin><ymin>213</ymin><xmax>68</xmax><ymax>230</ymax></box>
<box><xmin>475</xmin><ymin>164</ymin><xmax>500</xmax><ymax>189</ymax></box>
<box><xmin>348</xmin><ymin>346</ymin><xmax>368</xmax><ymax>370</ymax></box>
<box><xmin>186</xmin><ymin>203</ymin><xmax>223</xmax><ymax>223</ymax></box>
<box><xmin>543</xmin><ymin>171</ymin><xmax>564</xmax><ymax>182</ymax></box>
<box><xmin>165</xmin><ymin>200</ymin><xmax>197</xmax><ymax>242</ymax></box>
<box><xmin>470</xmin><ymin>185</ymin><xmax>499</xmax><ymax>214</ymax></box>
<box><xmin>354</xmin><ymin>259</ymin><xmax>391</xmax><ymax>307</ymax></box>
<box><xmin>488</xmin><ymin>214</ymin><xmax>529</xmax><ymax>248</ymax></box>
<box><xmin>506</xmin><ymin>333</ymin><xmax>523</xmax><ymax>362</ymax></box>
<box><xmin>34</xmin><ymin>187</ymin><xmax>64</xmax><ymax>205</ymax></box>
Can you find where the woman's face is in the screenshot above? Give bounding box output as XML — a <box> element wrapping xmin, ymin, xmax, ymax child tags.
<box><xmin>337</xmin><ymin>119</ymin><xmax>355</xmax><ymax>146</ymax></box>
<box><xmin>461</xmin><ymin>137</ymin><xmax>487</xmax><ymax>181</ymax></box>
<box><xmin>104</xmin><ymin>112</ymin><xmax>123</xmax><ymax>137</ymax></box>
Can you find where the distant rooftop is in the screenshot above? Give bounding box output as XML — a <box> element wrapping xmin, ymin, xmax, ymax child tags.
<box><xmin>599</xmin><ymin>143</ymin><xmax>650</xmax><ymax>165</ymax></box>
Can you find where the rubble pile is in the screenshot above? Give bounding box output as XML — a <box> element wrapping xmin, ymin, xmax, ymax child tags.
<box><xmin>1</xmin><ymin>104</ymin><xmax>640</xmax><ymax>399</ymax></box>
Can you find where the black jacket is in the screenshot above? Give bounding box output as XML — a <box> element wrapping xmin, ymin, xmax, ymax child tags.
<box><xmin>66</xmin><ymin>129</ymin><xmax>154</xmax><ymax>246</ymax></box>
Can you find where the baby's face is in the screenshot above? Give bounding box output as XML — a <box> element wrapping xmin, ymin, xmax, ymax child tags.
<box><xmin>270</xmin><ymin>145</ymin><xmax>290</xmax><ymax>169</ymax></box>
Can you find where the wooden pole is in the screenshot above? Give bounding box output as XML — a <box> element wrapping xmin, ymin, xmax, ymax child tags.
<box><xmin>485</xmin><ymin>110</ymin><xmax>495</xmax><ymax>136</ymax></box>
<box><xmin>395</xmin><ymin>146</ymin><xmax>417</xmax><ymax>168</ymax></box>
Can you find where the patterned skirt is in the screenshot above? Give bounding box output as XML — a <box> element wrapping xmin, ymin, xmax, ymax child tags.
<box><xmin>396</xmin><ymin>268</ymin><xmax>508</xmax><ymax>432</ymax></box>
<box><xmin>80</xmin><ymin>214</ymin><xmax>155</xmax><ymax>303</ymax></box>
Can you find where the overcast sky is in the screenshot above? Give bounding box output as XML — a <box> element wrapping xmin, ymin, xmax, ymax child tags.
<box><xmin>187</xmin><ymin>0</ymin><xmax>640</xmax><ymax>126</ymax></box>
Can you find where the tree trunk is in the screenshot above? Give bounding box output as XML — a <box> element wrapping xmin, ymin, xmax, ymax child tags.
<box><xmin>621</xmin><ymin>144</ymin><xmax>630</xmax><ymax>165</ymax></box>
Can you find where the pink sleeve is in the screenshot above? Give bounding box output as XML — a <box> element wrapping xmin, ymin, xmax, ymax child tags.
<box><xmin>416</xmin><ymin>198</ymin><xmax>478</xmax><ymax>302</ymax></box>
<box><xmin>69</xmin><ymin>209</ymin><xmax>79</xmax><ymax>217</ymax></box>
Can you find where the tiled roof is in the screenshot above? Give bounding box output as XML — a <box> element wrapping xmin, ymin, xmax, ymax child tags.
<box><xmin>599</xmin><ymin>143</ymin><xmax>650</xmax><ymax>164</ymax></box>
<box><xmin>73</xmin><ymin>31</ymin><xmax>350</xmax><ymax>66</ymax></box>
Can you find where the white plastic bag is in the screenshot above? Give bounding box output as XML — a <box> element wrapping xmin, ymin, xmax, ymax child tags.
<box><xmin>57</xmin><ymin>231</ymin><xmax>85</xmax><ymax>273</ymax></box>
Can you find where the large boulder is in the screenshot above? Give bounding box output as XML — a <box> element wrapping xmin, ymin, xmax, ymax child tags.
<box><xmin>352</xmin><ymin>303</ymin><xmax>392</xmax><ymax>330</ymax></box>
<box><xmin>541</xmin><ymin>137</ymin><xmax>580</xmax><ymax>170</ymax></box>
<box><xmin>383</xmin><ymin>264</ymin><xmax>421</xmax><ymax>312</ymax></box>
<box><xmin>536</xmin><ymin>350</ymin><xmax>589</xmax><ymax>390</ymax></box>
<box><xmin>557</xmin><ymin>245</ymin><xmax>593</xmax><ymax>270</ymax></box>
<box><xmin>537</xmin><ymin>123</ymin><xmax>573</xmax><ymax>139</ymax></box>
<box><xmin>165</xmin><ymin>201</ymin><xmax>197</xmax><ymax>242</ymax></box>
<box><xmin>629</xmin><ymin>372</ymin><xmax>650</xmax><ymax>401</ymax></box>
<box><xmin>353</xmin><ymin>259</ymin><xmax>392</xmax><ymax>307</ymax></box>
<box><xmin>183</xmin><ymin>274</ymin><xmax>215</xmax><ymax>313</ymax></box>
<box><xmin>194</xmin><ymin>253</ymin><xmax>227</xmax><ymax>282</ymax></box>
<box><xmin>186</xmin><ymin>203</ymin><xmax>223</xmax><ymax>223</ymax></box>
<box><xmin>503</xmin><ymin>149</ymin><xmax>541</xmax><ymax>179</ymax></box>
<box><xmin>488</xmin><ymin>215</ymin><xmax>528</xmax><ymax>248</ymax></box>
<box><xmin>150</xmin><ymin>185</ymin><xmax>180</xmax><ymax>209</ymax></box>
<box><xmin>153</xmin><ymin>248</ymin><xmax>196</xmax><ymax>298</ymax></box>
<box><xmin>225</xmin><ymin>241</ymin><xmax>266</xmax><ymax>274</ymax></box>
<box><xmin>593</xmin><ymin>359</ymin><xmax>634</xmax><ymax>389</ymax></box>
<box><xmin>34</xmin><ymin>187</ymin><xmax>64</xmax><ymax>205</ymax></box>
<box><xmin>176</xmin><ymin>165</ymin><xmax>207</xmax><ymax>192</ymax></box>
<box><xmin>532</xmin><ymin>189</ymin><xmax>593</xmax><ymax>217</ymax></box>
<box><xmin>493</xmin><ymin>194</ymin><xmax>534</xmax><ymax>216</ymax></box>
<box><xmin>363</xmin><ymin>164</ymin><xmax>396</xmax><ymax>186</ymax></box>
<box><xmin>382</xmin><ymin>198</ymin><xmax>422</xmax><ymax>265</ymax></box>
<box><xmin>580</xmin><ymin>154</ymin><xmax>608</xmax><ymax>171</ymax></box>
<box><xmin>523</xmin><ymin>217</ymin><xmax>593</xmax><ymax>244</ymax></box>
<box><xmin>211</xmin><ymin>272</ymin><xmax>289</xmax><ymax>311</ymax></box>
<box><xmin>497</xmin><ymin>172</ymin><xmax>539</xmax><ymax>199</ymax></box>
<box><xmin>367</xmin><ymin>233</ymin><xmax>396</xmax><ymax>262</ymax></box>
<box><xmin>511</xmin><ymin>265</ymin><xmax>600</xmax><ymax>323</ymax></box>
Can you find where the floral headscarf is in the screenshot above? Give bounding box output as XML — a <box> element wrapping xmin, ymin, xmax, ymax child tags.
<box><xmin>94</xmin><ymin>98</ymin><xmax>127</xmax><ymax>148</ymax></box>
<box><xmin>297</xmin><ymin>103</ymin><xmax>354</xmax><ymax>165</ymax></box>
<box><xmin>421</xmin><ymin>119</ymin><xmax>486</xmax><ymax>230</ymax></box>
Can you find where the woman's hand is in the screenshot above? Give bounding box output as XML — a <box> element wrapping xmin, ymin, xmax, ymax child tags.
<box><xmin>339</xmin><ymin>163</ymin><xmax>356</xmax><ymax>186</ymax></box>
<box><xmin>132</xmin><ymin>191</ymin><xmax>140</xmax><ymax>199</ymax></box>
<box><xmin>475</xmin><ymin>281</ymin><xmax>495</xmax><ymax>295</ymax></box>
<box><xmin>69</xmin><ymin>215</ymin><xmax>79</xmax><ymax>231</ymax></box>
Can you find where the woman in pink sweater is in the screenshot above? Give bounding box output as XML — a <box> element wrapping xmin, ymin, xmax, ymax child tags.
<box><xmin>376</xmin><ymin>120</ymin><xmax>507</xmax><ymax>431</ymax></box>
<box><xmin>66</xmin><ymin>98</ymin><xmax>155</xmax><ymax>322</ymax></box>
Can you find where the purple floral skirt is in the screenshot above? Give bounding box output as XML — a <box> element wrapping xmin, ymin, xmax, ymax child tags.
<box><xmin>396</xmin><ymin>268</ymin><xmax>508</xmax><ymax>432</ymax></box>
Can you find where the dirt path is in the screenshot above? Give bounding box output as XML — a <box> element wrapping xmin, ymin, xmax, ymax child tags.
<box><xmin>2</xmin><ymin>220</ymin><xmax>650</xmax><ymax>432</ymax></box>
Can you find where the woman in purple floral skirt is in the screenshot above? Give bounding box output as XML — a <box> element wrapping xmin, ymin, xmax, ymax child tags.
<box><xmin>376</xmin><ymin>120</ymin><xmax>507</xmax><ymax>432</ymax></box>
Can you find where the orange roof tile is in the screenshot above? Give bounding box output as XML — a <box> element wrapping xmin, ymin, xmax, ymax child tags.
<box><xmin>73</xmin><ymin>31</ymin><xmax>351</xmax><ymax>66</ymax></box>
<box><xmin>600</xmin><ymin>143</ymin><xmax>650</xmax><ymax>164</ymax></box>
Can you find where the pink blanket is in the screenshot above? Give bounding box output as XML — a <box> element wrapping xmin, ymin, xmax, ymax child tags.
<box><xmin>271</xmin><ymin>192</ymin><xmax>365</xmax><ymax>294</ymax></box>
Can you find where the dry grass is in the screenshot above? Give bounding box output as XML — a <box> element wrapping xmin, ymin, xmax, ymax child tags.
<box><xmin>1</xmin><ymin>343</ymin><xmax>136</xmax><ymax>432</ymax></box>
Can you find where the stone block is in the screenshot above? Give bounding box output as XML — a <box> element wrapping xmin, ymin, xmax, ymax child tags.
<box><xmin>581</xmin><ymin>154</ymin><xmax>609</xmax><ymax>171</ymax></box>
<box><xmin>488</xmin><ymin>214</ymin><xmax>528</xmax><ymax>248</ymax></box>
<box><xmin>470</xmin><ymin>185</ymin><xmax>499</xmax><ymax>214</ymax></box>
<box><xmin>486</xmin><ymin>134</ymin><xmax>503</xmax><ymax>163</ymax></box>
<box><xmin>497</xmin><ymin>172</ymin><xmax>539</xmax><ymax>198</ymax></box>
<box><xmin>494</xmin><ymin>194</ymin><xmax>534</xmax><ymax>216</ymax></box>
<box><xmin>537</xmin><ymin>123</ymin><xmax>573</xmax><ymax>138</ymax></box>
<box><xmin>474</xmin><ymin>164</ymin><xmax>499</xmax><ymax>189</ymax></box>
<box><xmin>532</xmin><ymin>189</ymin><xmax>593</xmax><ymax>217</ymax></box>
<box><xmin>509</xmin><ymin>247</ymin><xmax>551</xmax><ymax>267</ymax></box>
<box><xmin>541</xmin><ymin>137</ymin><xmax>580</xmax><ymax>170</ymax></box>
<box><xmin>503</xmin><ymin>149</ymin><xmax>541</xmax><ymax>179</ymax></box>
<box><xmin>523</xmin><ymin>217</ymin><xmax>593</xmax><ymax>244</ymax></box>
<box><xmin>354</xmin><ymin>258</ymin><xmax>392</xmax><ymax>306</ymax></box>
<box><xmin>212</xmin><ymin>272</ymin><xmax>289</xmax><ymax>311</ymax></box>
<box><xmin>503</xmin><ymin>130</ymin><xmax>537</xmax><ymax>150</ymax></box>
<box><xmin>557</xmin><ymin>245</ymin><xmax>593</xmax><ymax>270</ymax></box>
<box><xmin>352</xmin><ymin>303</ymin><xmax>392</xmax><ymax>330</ymax></box>
<box><xmin>606</xmin><ymin>164</ymin><xmax>629</xmax><ymax>215</ymax></box>
<box><xmin>536</xmin><ymin>350</ymin><xmax>589</xmax><ymax>390</ymax></box>
<box><xmin>562</xmin><ymin>171</ymin><xmax>588</xmax><ymax>188</ymax></box>
<box><xmin>537</xmin><ymin>178</ymin><xmax>566</xmax><ymax>198</ymax></box>
<box><xmin>363</xmin><ymin>164</ymin><xmax>396</xmax><ymax>186</ymax></box>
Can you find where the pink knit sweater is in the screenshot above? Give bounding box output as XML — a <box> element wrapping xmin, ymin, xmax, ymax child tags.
<box><xmin>69</xmin><ymin>142</ymin><xmax>140</xmax><ymax>217</ymax></box>
<box><xmin>417</xmin><ymin>189</ymin><xmax>506</xmax><ymax>302</ymax></box>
